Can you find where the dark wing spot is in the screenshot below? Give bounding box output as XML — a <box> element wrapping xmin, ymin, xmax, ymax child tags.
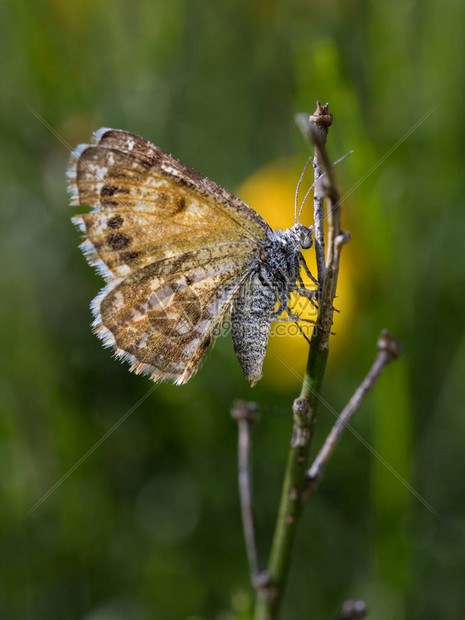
<box><xmin>101</xmin><ymin>185</ymin><xmax>119</xmax><ymax>197</ymax></box>
<box><xmin>173</xmin><ymin>196</ymin><xmax>186</xmax><ymax>213</ymax></box>
<box><xmin>107</xmin><ymin>232</ymin><xmax>132</xmax><ymax>251</ymax></box>
<box><xmin>120</xmin><ymin>250</ymin><xmax>139</xmax><ymax>262</ymax></box>
<box><xmin>100</xmin><ymin>185</ymin><xmax>129</xmax><ymax>208</ymax></box>
<box><xmin>164</xmin><ymin>194</ymin><xmax>186</xmax><ymax>216</ymax></box>
<box><xmin>100</xmin><ymin>185</ymin><xmax>119</xmax><ymax>207</ymax></box>
<box><xmin>107</xmin><ymin>215</ymin><xmax>124</xmax><ymax>229</ymax></box>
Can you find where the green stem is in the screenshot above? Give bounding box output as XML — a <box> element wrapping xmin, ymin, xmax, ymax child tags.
<box><xmin>254</xmin><ymin>331</ymin><xmax>328</xmax><ymax>620</ymax></box>
<box><xmin>254</xmin><ymin>102</ymin><xmax>342</xmax><ymax>619</ymax></box>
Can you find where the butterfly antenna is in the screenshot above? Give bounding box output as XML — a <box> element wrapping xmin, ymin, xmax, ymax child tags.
<box><xmin>332</xmin><ymin>149</ymin><xmax>354</xmax><ymax>167</ymax></box>
<box><xmin>296</xmin><ymin>150</ymin><xmax>354</xmax><ymax>223</ymax></box>
<box><xmin>297</xmin><ymin>179</ymin><xmax>316</xmax><ymax>223</ymax></box>
<box><xmin>294</xmin><ymin>155</ymin><xmax>312</xmax><ymax>224</ymax></box>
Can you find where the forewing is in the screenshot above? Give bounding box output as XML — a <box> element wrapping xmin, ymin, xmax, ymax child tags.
<box><xmin>93</xmin><ymin>248</ymin><xmax>252</xmax><ymax>384</ymax></box>
<box><xmin>68</xmin><ymin>128</ymin><xmax>270</xmax><ymax>280</ymax></box>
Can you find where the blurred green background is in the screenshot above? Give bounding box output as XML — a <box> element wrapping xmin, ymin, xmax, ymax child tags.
<box><xmin>1</xmin><ymin>1</ymin><xmax>464</xmax><ymax>618</ymax></box>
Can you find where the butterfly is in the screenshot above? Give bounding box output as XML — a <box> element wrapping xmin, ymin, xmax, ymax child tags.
<box><xmin>68</xmin><ymin>128</ymin><xmax>317</xmax><ymax>386</ymax></box>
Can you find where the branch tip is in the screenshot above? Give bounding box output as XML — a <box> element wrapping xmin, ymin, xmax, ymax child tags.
<box><xmin>310</xmin><ymin>101</ymin><xmax>333</xmax><ymax>127</ymax></box>
<box><xmin>294</xmin><ymin>100</ymin><xmax>333</xmax><ymax>153</ymax></box>
<box><xmin>338</xmin><ymin>599</ymin><xmax>367</xmax><ymax>619</ymax></box>
<box><xmin>231</xmin><ymin>400</ymin><xmax>259</xmax><ymax>426</ymax></box>
<box><xmin>377</xmin><ymin>329</ymin><xmax>402</xmax><ymax>360</ymax></box>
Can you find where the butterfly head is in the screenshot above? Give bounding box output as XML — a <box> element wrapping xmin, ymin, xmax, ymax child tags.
<box><xmin>289</xmin><ymin>223</ymin><xmax>313</xmax><ymax>250</ymax></box>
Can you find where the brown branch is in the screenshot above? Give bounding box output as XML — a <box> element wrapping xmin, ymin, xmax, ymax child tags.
<box><xmin>231</xmin><ymin>400</ymin><xmax>263</xmax><ymax>584</ymax></box>
<box><xmin>308</xmin><ymin>113</ymin><xmax>351</xmax><ymax>348</ymax></box>
<box><xmin>306</xmin><ymin>330</ymin><xmax>402</xmax><ymax>494</ymax></box>
<box><xmin>309</xmin><ymin>102</ymin><xmax>333</xmax><ymax>287</ymax></box>
<box><xmin>295</xmin><ymin>104</ymin><xmax>333</xmax><ymax>287</ymax></box>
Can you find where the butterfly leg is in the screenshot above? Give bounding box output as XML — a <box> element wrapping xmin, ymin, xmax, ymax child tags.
<box><xmin>293</xmin><ymin>284</ymin><xmax>319</xmax><ymax>311</ymax></box>
<box><xmin>273</xmin><ymin>316</ymin><xmax>315</xmax><ymax>324</ymax></box>
<box><xmin>274</xmin><ymin>308</ymin><xmax>316</xmax><ymax>325</ymax></box>
<box><xmin>299</xmin><ymin>254</ymin><xmax>319</xmax><ymax>286</ymax></box>
<box><xmin>273</xmin><ymin>307</ymin><xmax>314</xmax><ymax>345</ymax></box>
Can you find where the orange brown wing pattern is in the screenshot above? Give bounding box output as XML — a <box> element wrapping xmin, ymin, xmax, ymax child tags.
<box><xmin>93</xmin><ymin>248</ymin><xmax>252</xmax><ymax>384</ymax></box>
<box><xmin>68</xmin><ymin>128</ymin><xmax>270</xmax><ymax>280</ymax></box>
<box><xmin>68</xmin><ymin>128</ymin><xmax>267</xmax><ymax>383</ymax></box>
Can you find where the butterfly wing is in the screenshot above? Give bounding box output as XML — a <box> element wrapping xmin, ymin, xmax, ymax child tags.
<box><xmin>69</xmin><ymin>128</ymin><xmax>268</xmax><ymax>383</ymax></box>
<box><xmin>68</xmin><ymin>128</ymin><xmax>271</xmax><ymax>280</ymax></box>
<box><xmin>93</xmin><ymin>249</ymin><xmax>252</xmax><ymax>384</ymax></box>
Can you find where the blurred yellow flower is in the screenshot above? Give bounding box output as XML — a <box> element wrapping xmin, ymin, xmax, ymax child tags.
<box><xmin>236</xmin><ymin>159</ymin><xmax>357</xmax><ymax>388</ymax></box>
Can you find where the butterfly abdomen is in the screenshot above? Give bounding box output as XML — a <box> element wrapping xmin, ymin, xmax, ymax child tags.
<box><xmin>230</xmin><ymin>229</ymin><xmax>310</xmax><ymax>385</ymax></box>
<box><xmin>231</xmin><ymin>272</ymin><xmax>278</xmax><ymax>386</ymax></box>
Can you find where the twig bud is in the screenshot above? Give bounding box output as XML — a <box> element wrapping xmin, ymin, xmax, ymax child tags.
<box><xmin>292</xmin><ymin>397</ymin><xmax>310</xmax><ymax>417</ymax></box>
<box><xmin>231</xmin><ymin>400</ymin><xmax>259</xmax><ymax>426</ymax></box>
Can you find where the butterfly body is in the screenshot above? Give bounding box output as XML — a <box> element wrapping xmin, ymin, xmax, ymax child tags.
<box><xmin>68</xmin><ymin>128</ymin><xmax>315</xmax><ymax>385</ymax></box>
<box><xmin>232</xmin><ymin>225</ymin><xmax>312</xmax><ymax>384</ymax></box>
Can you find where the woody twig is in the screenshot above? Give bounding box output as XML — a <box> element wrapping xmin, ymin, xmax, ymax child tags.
<box><xmin>295</xmin><ymin>103</ymin><xmax>333</xmax><ymax>288</ymax></box>
<box><xmin>306</xmin><ymin>330</ymin><xmax>402</xmax><ymax>497</ymax></box>
<box><xmin>231</xmin><ymin>400</ymin><xmax>264</xmax><ymax>585</ymax></box>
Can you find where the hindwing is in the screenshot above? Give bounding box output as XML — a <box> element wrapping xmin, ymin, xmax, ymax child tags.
<box><xmin>93</xmin><ymin>249</ymin><xmax>253</xmax><ymax>384</ymax></box>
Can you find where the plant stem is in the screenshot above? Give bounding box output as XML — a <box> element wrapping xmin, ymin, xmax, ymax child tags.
<box><xmin>231</xmin><ymin>401</ymin><xmax>262</xmax><ymax>582</ymax></box>
<box><xmin>254</xmin><ymin>102</ymin><xmax>345</xmax><ymax>620</ymax></box>
<box><xmin>253</xmin><ymin>330</ymin><xmax>328</xmax><ymax>619</ymax></box>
